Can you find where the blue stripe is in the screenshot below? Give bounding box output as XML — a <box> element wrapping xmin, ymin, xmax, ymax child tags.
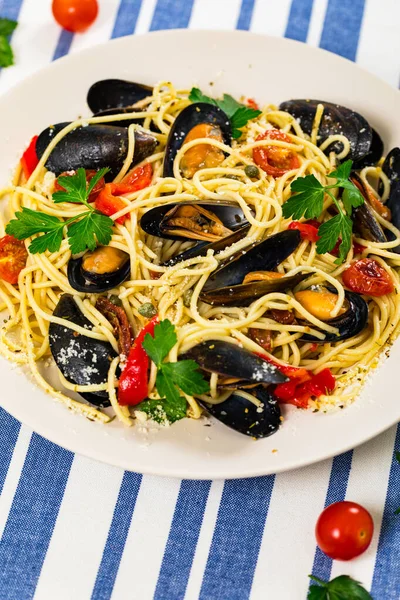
<box><xmin>285</xmin><ymin>0</ymin><xmax>314</xmax><ymax>42</ymax></box>
<box><xmin>0</xmin><ymin>408</ymin><xmax>21</xmax><ymax>495</ymax></box>
<box><xmin>237</xmin><ymin>0</ymin><xmax>255</xmax><ymax>30</ymax></box>
<box><xmin>91</xmin><ymin>472</ymin><xmax>142</xmax><ymax>600</ymax></box>
<box><xmin>309</xmin><ymin>451</ymin><xmax>353</xmax><ymax>583</ymax></box>
<box><xmin>371</xmin><ymin>424</ymin><xmax>400</xmax><ymax>598</ymax></box>
<box><xmin>319</xmin><ymin>0</ymin><xmax>365</xmax><ymax>61</ymax></box>
<box><xmin>0</xmin><ymin>434</ymin><xmax>73</xmax><ymax>600</ymax></box>
<box><xmin>0</xmin><ymin>0</ymin><xmax>24</xmax><ymax>22</ymax></box>
<box><xmin>52</xmin><ymin>29</ymin><xmax>74</xmax><ymax>61</ymax></box>
<box><xmin>111</xmin><ymin>0</ymin><xmax>142</xmax><ymax>39</ymax></box>
<box><xmin>150</xmin><ymin>0</ymin><xmax>195</xmax><ymax>31</ymax></box>
<box><xmin>154</xmin><ymin>480</ymin><xmax>212</xmax><ymax>600</ymax></box>
<box><xmin>199</xmin><ymin>476</ymin><xmax>275</xmax><ymax>600</ymax></box>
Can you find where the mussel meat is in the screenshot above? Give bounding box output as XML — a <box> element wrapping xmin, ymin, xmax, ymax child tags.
<box><xmin>49</xmin><ymin>294</ymin><xmax>117</xmax><ymax>407</ymax></box>
<box><xmin>68</xmin><ymin>246</ymin><xmax>130</xmax><ymax>293</ymax></box>
<box><xmin>36</xmin><ymin>122</ymin><xmax>157</xmax><ymax>178</ymax></box>
<box><xmin>279</xmin><ymin>99</ymin><xmax>373</xmax><ymax>162</ymax></box>
<box><xmin>297</xmin><ymin>287</ymin><xmax>369</xmax><ymax>343</ymax></box>
<box><xmin>140</xmin><ymin>201</ymin><xmax>249</xmax><ymax>241</ymax></box>
<box><xmin>87</xmin><ymin>79</ymin><xmax>153</xmax><ymax>114</ymax></box>
<box><xmin>203</xmin><ymin>386</ymin><xmax>281</xmax><ymax>438</ymax></box>
<box><xmin>200</xmin><ymin>230</ymin><xmax>308</xmax><ymax>306</ymax></box>
<box><xmin>163</xmin><ymin>103</ymin><xmax>232</xmax><ymax>178</ymax></box>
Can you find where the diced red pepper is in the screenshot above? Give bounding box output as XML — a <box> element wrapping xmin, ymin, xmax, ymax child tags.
<box><xmin>288</xmin><ymin>220</ymin><xmax>320</xmax><ymax>243</ymax></box>
<box><xmin>113</xmin><ymin>163</ymin><xmax>153</xmax><ymax>195</ymax></box>
<box><xmin>352</xmin><ymin>241</ymin><xmax>366</xmax><ymax>255</ymax></box>
<box><xmin>245</xmin><ymin>98</ymin><xmax>260</xmax><ymax>110</ymax></box>
<box><xmin>118</xmin><ymin>316</ymin><xmax>159</xmax><ymax>406</ymax></box>
<box><xmin>305</xmin><ymin>368</ymin><xmax>336</xmax><ymax>397</ymax></box>
<box><xmin>95</xmin><ymin>184</ymin><xmax>128</xmax><ymax>224</ymax></box>
<box><xmin>20</xmin><ymin>135</ymin><xmax>39</xmax><ymax>179</ymax></box>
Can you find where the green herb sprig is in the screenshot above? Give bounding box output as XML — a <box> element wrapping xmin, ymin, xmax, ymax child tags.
<box><xmin>139</xmin><ymin>319</ymin><xmax>210</xmax><ymax>424</ymax></box>
<box><xmin>189</xmin><ymin>88</ymin><xmax>261</xmax><ymax>139</ymax></box>
<box><xmin>6</xmin><ymin>168</ymin><xmax>114</xmax><ymax>254</ymax></box>
<box><xmin>308</xmin><ymin>575</ymin><xmax>372</xmax><ymax>599</ymax></box>
<box><xmin>282</xmin><ymin>160</ymin><xmax>364</xmax><ymax>264</ymax></box>
<box><xmin>0</xmin><ymin>18</ymin><xmax>17</xmax><ymax>68</ymax></box>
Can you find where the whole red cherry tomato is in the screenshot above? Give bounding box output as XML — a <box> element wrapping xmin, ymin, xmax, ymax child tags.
<box><xmin>342</xmin><ymin>258</ymin><xmax>394</xmax><ymax>297</ymax></box>
<box><xmin>52</xmin><ymin>0</ymin><xmax>98</xmax><ymax>33</ymax></box>
<box><xmin>316</xmin><ymin>501</ymin><xmax>374</xmax><ymax>561</ymax></box>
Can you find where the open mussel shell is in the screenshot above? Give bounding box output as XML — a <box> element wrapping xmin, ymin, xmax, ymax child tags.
<box><xmin>181</xmin><ymin>340</ymin><xmax>288</xmax><ymax>385</ymax></box>
<box><xmin>200</xmin><ymin>386</ymin><xmax>281</xmax><ymax>439</ymax></box>
<box><xmin>279</xmin><ymin>99</ymin><xmax>372</xmax><ymax>162</ymax></box>
<box><xmin>200</xmin><ymin>271</ymin><xmax>309</xmax><ymax>307</ymax></box>
<box><xmin>140</xmin><ymin>201</ymin><xmax>248</xmax><ymax>241</ymax></box>
<box><xmin>162</xmin><ymin>225</ymin><xmax>251</xmax><ymax>268</ymax></box>
<box><xmin>350</xmin><ymin>173</ymin><xmax>387</xmax><ymax>243</ymax></box>
<box><xmin>49</xmin><ymin>294</ymin><xmax>117</xmax><ymax>407</ymax></box>
<box><xmin>92</xmin><ymin>107</ymin><xmax>146</xmax><ymax>128</ymax></box>
<box><xmin>163</xmin><ymin>103</ymin><xmax>232</xmax><ymax>178</ymax></box>
<box><xmin>36</xmin><ymin>122</ymin><xmax>157</xmax><ymax>178</ymax></box>
<box><xmin>68</xmin><ymin>247</ymin><xmax>131</xmax><ymax>293</ymax></box>
<box><xmin>201</xmin><ymin>230</ymin><xmax>301</xmax><ymax>300</ymax></box>
<box><xmin>299</xmin><ymin>289</ymin><xmax>368</xmax><ymax>343</ymax></box>
<box><xmin>353</xmin><ymin>129</ymin><xmax>384</xmax><ymax>169</ymax></box>
<box><xmin>87</xmin><ymin>79</ymin><xmax>153</xmax><ymax>114</ymax></box>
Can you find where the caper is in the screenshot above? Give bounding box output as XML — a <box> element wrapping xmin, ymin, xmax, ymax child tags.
<box><xmin>138</xmin><ymin>303</ymin><xmax>157</xmax><ymax>318</ymax></box>
<box><xmin>244</xmin><ymin>165</ymin><xmax>260</xmax><ymax>179</ymax></box>
<box><xmin>183</xmin><ymin>289</ymin><xmax>194</xmax><ymax>308</ymax></box>
<box><xmin>108</xmin><ymin>294</ymin><xmax>123</xmax><ymax>307</ymax></box>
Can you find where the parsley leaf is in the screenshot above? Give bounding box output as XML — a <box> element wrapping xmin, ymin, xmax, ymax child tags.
<box><xmin>0</xmin><ymin>18</ymin><xmax>17</xmax><ymax>37</ymax></box>
<box><xmin>283</xmin><ymin>175</ymin><xmax>325</xmax><ymax>220</ymax></box>
<box><xmin>143</xmin><ymin>319</ymin><xmax>177</xmax><ymax>366</ymax></box>
<box><xmin>141</xmin><ymin>319</ymin><xmax>210</xmax><ymax>425</ymax></box>
<box><xmin>189</xmin><ymin>87</ymin><xmax>261</xmax><ymax>139</ymax></box>
<box><xmin>0</xmin><ymin>35</ymin><xmax>14</xmax><ymax>68</ymax></box>
<box><xmin>308</xmin><ymin>575</ymin><xmax>372</xmax><ymax>600</ymax></box>
<box><xmin>284</xmin><ymin>160</ymin><xmax>364</xmax><ymax>263</ymax></box>
<box><xmin>6</xmin><ymin>168</ymin><xmax>114</xmax><ymax>255</ymax></box>
<box><xmin>67</xmin><ymin>211</ymin><xmax>113</xmax><ymax>254</ymax></box>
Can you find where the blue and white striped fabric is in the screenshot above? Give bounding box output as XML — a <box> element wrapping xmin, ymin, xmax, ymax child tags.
<box><xmin>0</xmin><ymin>1</ymin><xmax>399</xmax><ymax>598</ymax></box>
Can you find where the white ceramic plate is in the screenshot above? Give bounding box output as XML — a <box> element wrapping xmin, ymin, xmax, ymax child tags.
<box><xmin>1</xmin><ymin>30</ymin><xmax>399</xmax><ymax>479</ymax></box>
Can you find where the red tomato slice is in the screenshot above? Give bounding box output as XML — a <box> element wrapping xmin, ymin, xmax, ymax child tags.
<box><xmin>0</xmin><ymin>235</ymin><xmax>28</xmax><ymax>284</ymax></box>
<box><xmin>52</xmin><ymin>0</ymin><xmax>98</xmax><ymax>33</ymax></box>
<box><xmin>288</xmin><ymin>220</ymin><xmax>320</xmax><ymax>242</ymax></box>
<box><xmin>113</xmin><ymin>163</ymin><xmax>153</xmax><ymax>195</ymax></box>
<box><xmin>253</xmin><ymin>129</ymin><xmax>300</xmax><ymax>177</ymax></box>
<box><xmin>54</xmin><ymin>169</ymin><xmax>105</xmax><ymax>202</ymax></box>
<box><xmin>20</xmin><ymin>136</ymin><xmax>39</xmax><ymax>180</ymax></box>
<box><xmin>95</xmin><ymin>184</ymin><xmax>128</xmax><ymax>225</ymax></box>
<box><xmin>342</xmin><ymin>258</ymin><xmax>394</xmax><ymax>297</ymax></box>
<box><xmin>316</xmin><ymin>501</ymin><xmax>374</xmax><ymax>560</ymax></box>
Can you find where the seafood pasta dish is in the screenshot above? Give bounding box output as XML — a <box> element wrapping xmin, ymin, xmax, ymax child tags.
<box><xmin>0</xmin><ymin>78</ymin><xmax>399</xmax><ymax>439</ymax></box>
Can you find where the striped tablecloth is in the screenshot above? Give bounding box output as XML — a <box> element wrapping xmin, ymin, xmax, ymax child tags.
<box><xmin>0</xmin><ymin>1</ymin><xmax>399</xmax><ymax>599</ymax></box>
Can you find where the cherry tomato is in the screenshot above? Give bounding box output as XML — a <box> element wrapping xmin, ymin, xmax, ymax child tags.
<box><xmin>316</xmin><ymin>501</ymin><xmax>374</xmax><ymax>560</ymax></box>
<box><xmin>52</xmin><ymin>0</ymin><xmax>98</xmax><ymax>33</ymax></box>
<box><xmin>0</xmin><ymin>235</ymin><xmax>28</xmax><ymax>284</ymax></box>
<box><xmin>95</xmin><ymin>184</ymin><xmax>127</xmax><ymax>225</ymax></box>
<box><xmin>54</xmin><ymin>169</ymin><xmax>105</xmax><ymax>202</ymax></box>
<box><xmin>288</xmin><ymin>220</ymin><xmax>320</xmax><ymax>243</ymax></box>
<box><xmin>113</xmin><ymin>163</ymin><xmax>153</xmax><ymax>195</ymax></box>
<box><xmin>20</xmin><ymin>136</ymin><xmax>39</xmax><ymax>180</ymax></box>
<box><xmin>342</xmin><ymin>258</ymin><xmax>394</xmax><ymax>297</ymax></box>
<box><xmin>253</xmin><ymin>129</ymin><xmax>300</xmax><ymax>177</ymax></box>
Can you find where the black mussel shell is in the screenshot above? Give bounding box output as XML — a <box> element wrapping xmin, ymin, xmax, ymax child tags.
<box><xmin>382</xmin><ymin>148</ymin><xmax>400</xmax><ymax>233</ymax></box>
<box><xmin>300</xmin><ymin>289</ymin><xmax>368</xmax><ymax>343</ymax></box>
<box><xmin>350</xmin><ymin>173</ymin><xmax>387</xmax><ymax>243</ymax></box>
<box><xmin>87</xmin><ymin>79</ymin><xmax>152</xmax><ymax>114</ymax></box>
<box><xmin>163</xmin><ymin>103</ymin><xmax>232</xmax><ymax>178</ymax></box>
<box><xmin>162</xmin><ymin>225</ymin><xmax>251</xmax><ymax>268</ymax></box>
<box><xmin>93</xmin><ymin>107</ymin><xmax>146</xmax><ymax>128</ymax></box>
<box><xmin>49</xmin><ymin>294</ymin><xmax>117</xmax><ymax>407</ymax></box>
<box><xmin>353</xmin><ymin>129</ymin><xmax>384</xmax><ymax>169</ymax></box>
<box><xmin>202</xmin><ymin>230</ymin><xmax>301</xmax><ymax>296</ymax></box>
<box><xmin>67</xmin><ymin>251</ymin><xmax>131</xmax><ymax>294</ymax></box>
<box><xmin>382</xmin><ymin>147</ymin><xmax>400</xmax><ymax>183</ymax></box>
<box><xmin>36</xmin><ymin>122</ymin><xmax>157</xmax><ymax>178</ymax></box>
<box><xmin>181</xmin><ymin>340</ymin><xmax>287</xmax><ymax>384</ymax></box>
<box><xmin>200</xmin><ymin>271</ymin><xmax>309</xmax><ymax>307</ymax></box>
<box><xmin>200</xmin><ymin>386</ymin><xmax>281</xmax><ymax>438</ymax></box>
<box><xmin>279</xmin><ymin>99</ymin><xmax>372</xmax><ymax>162</ymax></box>
<box><xmin>140</xmin><ymin>201</ymin><xmax>248</xmax><ymax>241</ymax></box>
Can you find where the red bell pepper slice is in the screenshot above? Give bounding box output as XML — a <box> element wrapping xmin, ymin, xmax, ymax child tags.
<box><xmin>118</xmin><ymin>316</ymin><xmax>159</xmax><ymax>406</ymax></box>
<box><xmin>288</xmin><ymin>220</ymin><xmax>320</xmax><ymax>243</ymax></box>
<box><xmin>95</xmin><ymin>183</ymin><xmax>128</xmax><ymax>224</ymax></box>
<box><xmin>20</xmin><ymin>135</ymin><xmax>39</xmax><ymax>179</ymax></box>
